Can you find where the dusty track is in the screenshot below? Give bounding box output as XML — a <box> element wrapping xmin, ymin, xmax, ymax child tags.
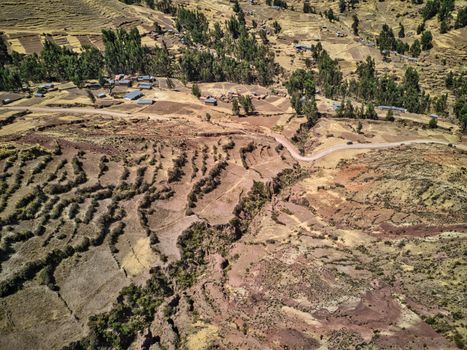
<box><xmin>2</xmin><ymin>106</ymin><xmax>464</xmax><ymax>161</ymax></box>
<box><xmin>1</xmin><ymin>106</ymin><xmax>170</xmax><ymax>120</ymax></box>
<box><xmin>272</xmin><ymin>133</ymin><xmax>464</xmax><ymax>162</ymax></box>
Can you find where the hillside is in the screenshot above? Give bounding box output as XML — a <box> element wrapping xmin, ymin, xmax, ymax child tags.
<box><xmin>0</xmin><ymin>0</ymin><xmax>466</xmax><ymax>349</ymax></box>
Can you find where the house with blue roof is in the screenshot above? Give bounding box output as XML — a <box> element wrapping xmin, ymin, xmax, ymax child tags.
<box><xmin>124</xmin><ymin>90</ymin><xmax>144</xmax><ymax>101</ymax></box>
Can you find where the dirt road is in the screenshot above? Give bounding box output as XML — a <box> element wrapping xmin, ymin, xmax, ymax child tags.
<box><xmin>2</xmin><ymin>106</ymin><xmax>133</xmax><ymax>118</ymax></box>
<box><xmin>2</xmin><ymin>106</ymin><xmax>463</xmax><ymax>161</ymax></box>
<box><xmin>1</xmin><ymin>106</ymin><xmax>171</xmax><ymax>120</ymax></box>
<box><xmin>272</xmin><ymin>133</ymin><xmax>462</xmax><ymax>162</ymax></box>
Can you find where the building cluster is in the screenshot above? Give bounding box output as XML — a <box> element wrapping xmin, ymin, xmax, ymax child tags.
<box><xmin>377</xmin><ymin>105</ymin><xmax>407</xmax><ymax>113</ymax></box>
<box><xmin>104</xmin><ymin>74</ymin><xmax>155</xmax><ymax>89</ymax></box>
<box><xmin>122</xmin><ymin>90</ymin><xmax>154</xmax><ymax>105</ymax></box>
<box><xmin>216</xmin><ymin>90</ymin><xmax>267</xmax><ymax>103</ymax></box>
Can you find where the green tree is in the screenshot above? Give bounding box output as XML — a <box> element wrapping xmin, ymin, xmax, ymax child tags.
<box><xmin>79</xmin><ymin>46</ymin><xmax>103</xmax><ymax>79</ymax></box>
<box><xmin>402</xmin><ymin>67</ymin><xmax>430</xmax><ymax>113</ymax></box>
<box><xmin>316</xmin><ymin>50</ymin><xmax>343</xmax><ymax>98</ymax></box>
<box><xmin>417</xmin><ymin>21</ymin><xmax>425</xmax><ymax>35</ymax></box>
<box><xmin>302</xmin><ymin>96</ymin><xmax>319</xmax><ymax>127</ymax></box>
<box><xmin>339</xmin><ymin>0</ymin><xmax>346</xmax><ymax>13</ymax></box>
<box><xmin>454</xmin><ymin>94</ymin><xmax>467</xmax><ymax>132</ymax></box>
<box><xmin>355</xmin><ymin>56</ymin><xmax>377</xmax><ymax>100</ymax></box>
<box><xmin>102</xmin><ymin>28</ymin><xmax>144</xmax><ymax>74</ymax></box>
<box><xmin>192</xmin><ymin>83</ymin><xmax>201</xmax><ymax>98</ymax></box>
<box><xmin>325</xmin><ymin>9</ymin><xmax>338</xmax><ymax>22</ymax></box>
<box><xmin>410</xmin><ymin>39</ymin><xmax>422</xmax><ymax>57</ymax></box>
<box><xmin>303</xmin><ymin>2</ymin><xmax>314</xmax><ymax>13</ymax></box>
<box><xmin>421</xmin><ymin>31</ymin><xmax>433</xmax><ymax>50</ymax></box>
<box><xmin>0</xmin><ymin>65</ymin><xmax>21</xmax><ymax>91</ymax></box>
<box><xmin>398</xmin><ymin>23</ymin><xmax>405</xmax><ymax>38</ymax></box>
<box><xmin>377</xmin><ymin>24</ymin><xmax>396</xmax><ymax>52</ymax></box>
<box><xmin>445</xmin><ymin>71</ymin><xmax>454</xmax><ymax>88</ymax></box>
<box><xmin>428</xmin><ymin>117</ymin><xmax>438</xmax><ymax>128</ymax></box>
<box><xmin>239</xmin><ymin>95</ymin><xmax>255</xmax><ymax>115</ymax></box>
<box><xmin>422</xmin><ymin>0</ymin><xmax>440</xmax><ymax>21</ymax></box>
<box><xmin>376</xmin><ymin>74</ymin><xmax>402</xmax><ymax>107</ymax></box>
<box><xmin>440</xmin><ymin>20</ymin><xmax>449</xmax><ymax>33</ymax></box>
<box><xmin>433</xmin><ymin>93</ymin><xmax>448</xmax><ymax>116</ymax></box>
<box><xmin>272</xmin><ymin>21</ymin><xmax>282</xmax><ymax>34</ymax></box>
<box><xmin>0</xmin><ymin>34</ymin><xmax>11</xmax><ymax>66</ymax></box>
<box><xmin>156</xmin><ymin>0</ymin><xmax>175</xmax><ymax>14</ymax></box>
<box><xmin>395</xmin><ymin>39</ymin><xmax>409</xmax><ymax>54</ymax></box>
<box><xmin>232</xmin><ymin>98</ymin><xmax>240</xmax><ymax>115</ymax></box>
<box><xmin>153</xmin><ymin>21</ymin><xmax>163</xmax><ymax>34</ymax></box>
<box><xmin>176</xmin><ymin>8</ymin><xmax>209</xmax><ymax>44</ymax></box>
<box><xmin>365</xmin><ymin>102</ymin><xmax>378</xmax><ymax>119</ymax></box>
<box><xmin>352</xmin><ymin>15</ymin><xmax>359</xmax><ymax>36</ymax></box>
<box><xmin>337</xmin><ymin>99</ymin><xmax>355</xmax><ymax>118</ymax></box>
<box><xmin>17</xmin><ymin>54</ymin><xmax>45</xmax><ymax>82</ymax></box>
<box><xmin>438</xmin><ymin>0</ymin><xmax>454</xmax><ymax>22</ymax></box>
<box><xmin>233</xmin><ymin>0</ymin><xmax>241</xmax><ymax>13</ymax></box>
<box><xmin>385</xmin><ymin>109</ymin><xmax>395</xmax><ymax>121</ymax></box>
<box><xmin>454</xmin><ymin>7</ymin><xmax>467</xmax><ymax>28</ymax></box>
<box><xmin>356</xmin><ymin>120</ymin><xmax>363</xmax><ymax>133</ymax></box>
<box><xmin>286</xmin><ymin>69</ymin><xmax>315</xmax><ymax>97</ymax></box>
<box><xmin>259</xmin><ymin>30</ymin><xmax>269</xmax><ymax>44</ymax></box>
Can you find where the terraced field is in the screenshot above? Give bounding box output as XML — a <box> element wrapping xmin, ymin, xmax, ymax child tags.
<box><xmin>0</xmin><ymin>0</ymin><xmax>143</xmax><ymax>33</ymax></box>
<box><xmin>0</xmin><ymin>109</ymin><xmax>296</xmax><ymax>349</ymax></box>
<box><xmin>0</xmin><ymin>0</ymin><xmax>466</xmax><ymax>348</ymax></box>
<box><xmin>0</xmin><ymin>101</ymin><xmax>465</xmax><ymax>349</ymax></box>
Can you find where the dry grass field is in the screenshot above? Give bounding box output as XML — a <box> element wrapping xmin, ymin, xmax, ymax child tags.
<box><xmin>0</xmin><ymin>0</ymin><xmax>466</xmax><ymax>349</ymax></box>
<box><xmin>0</xmin><ymin>80</ymin><xmax>466</xmax><ymax>348</ymax></box>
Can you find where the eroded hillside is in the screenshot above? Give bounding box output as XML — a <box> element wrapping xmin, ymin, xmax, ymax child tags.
<box><xmin>0</xmin><ymin>0</ymin><xmax>466</xmax><ymax>349</ymax></box>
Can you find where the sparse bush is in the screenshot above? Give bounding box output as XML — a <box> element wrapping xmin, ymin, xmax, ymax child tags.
<box><xmin>168</xmin><ymin>152</ymin><xmax>187</xmax><ymax>183</ymax></box>
<box><xmin>239</xmin><ymin>142</ymin><xmax>255</xmax><ymax>169</ymax></box>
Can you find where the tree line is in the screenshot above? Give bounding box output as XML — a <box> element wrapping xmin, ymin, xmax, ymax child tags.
<box><xmin>1</xmin><ymin>1</ymin><xmax>280</xmax><ymax>91</ymax></box>
<box><xmin>289</xmin><ymin>47</ymin><xmax>433</xmax><ymax>117</ymax></box>
<box><xmin>176</xmin><ymin>2</ymin><xmax>280</xmax><ymax>86</ymax></box>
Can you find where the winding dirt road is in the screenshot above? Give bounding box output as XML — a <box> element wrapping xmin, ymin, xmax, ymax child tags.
<box><xmin>272</xmin><ymin>133</ymin><xmax>463</xmax><ymax>162</ymax></box>
<box><xmin>1</xmin><ymin>106</ymin><xmax>134</xmax><ymax>118</ymax></box>
<box><xmin>1</xmin><ymin>106</ymin><xmax>172</xmax><ymax>121</ymax></box>
<box><xmin>2</xmin><ymin>106</ymin><xmax>464</xmax><ymax>162</ymax></box>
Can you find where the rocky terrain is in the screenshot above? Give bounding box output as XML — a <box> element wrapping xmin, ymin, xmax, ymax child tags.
<box><xmin>0</xmin><ymin>0</ymin><xmax>466</xmax><ymax>349</ymax></box>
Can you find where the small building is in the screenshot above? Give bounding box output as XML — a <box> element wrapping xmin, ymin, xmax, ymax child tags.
<box><xmin>124</xmin><ymin>90</ymin><xmax>144</xmax><ymax>101</ymax></box>
<box><xmin>85</xmin><ymin>83</ymin><xmax>100</xmax><ymax>90</ymax></box>
<box><xmin>138</xmin><ymin>83</ymin><xmax>153</xmax><ymax>90</ymax></box>
<box><xmin>377</xmin><ymin>105</ymin><xmax>407</xmax><ymax>113</ymax></box>
<box><xmin>40</xmin><ymin>83</ymin><xmax>54</xmax><ymax>90</ymax></box>
<box><xmin>205</xmin><ymin>97</ymin><xmax>218</xmax><ymax>106</ymax></box>
<box><xmin>97</xmin><ymin>92</ymin><xmax>106</xmax><ymax>98</ymax></box>
<box><xmin>332</xmin><ymin>102</ymin><xmax>342</xmax><ymax>111</ymax></box>
<box><xmin>116</xmin><ymin>79</ymin><xmax>132</xmax><ymax>87</ymax></box>
<box><xmin>1</xmin><ymin>94</ymin><xmax>22</xmax><ymax>105</ymax></box>
<box><xmin>137</xmin><ymin>98</ymin><xmax>154</xmax><ymax>105</ymax></box>
<box><xmin>294</xmin><ymin>44</ymin><xmax>312</xmax><ymax>52</ymax></box>
<box><xmin>137</xmin><ymin>75</ymin><xmax>153</xmax><ymax>82</ymax></box>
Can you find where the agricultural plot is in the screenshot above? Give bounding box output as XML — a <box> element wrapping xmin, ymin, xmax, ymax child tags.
<box><xmin>0</xmin><ymin>0</ymin><xmax>466</xmax><ymax>348</ymax></box>
<box><xmin>0</xmin><ymin>108</ymin><xmax>295</xmax><ymax>350</ymax></box>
